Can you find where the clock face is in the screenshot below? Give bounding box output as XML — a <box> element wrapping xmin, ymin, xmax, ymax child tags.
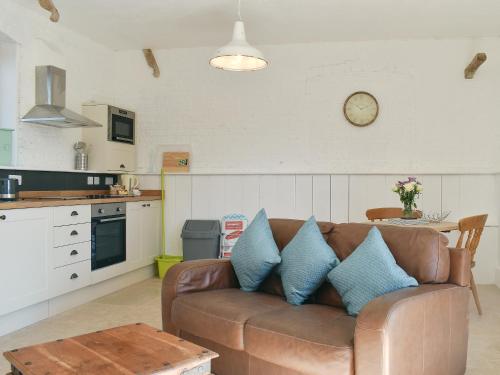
<box><xmin>343</xmin><ymin>91</ymin><xmax>379</xmax><ymax>126</ymax></box>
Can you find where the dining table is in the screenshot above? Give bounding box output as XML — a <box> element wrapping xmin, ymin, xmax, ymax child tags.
<box><xmin>363</xmin><ymin>220</ymin><xmax>459</xmax><ymax>233</ymax></box>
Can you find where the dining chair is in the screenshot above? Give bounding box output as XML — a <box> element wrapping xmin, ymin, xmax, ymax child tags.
<box><xmin>366</xmin><ymin>207</ymin><xmax>423</xmax><ymax>221</ymax></box>
<box><xmin>456</xmin><ymin>214</ymin><xmax>488</xmax><ymax>315</ymax></box>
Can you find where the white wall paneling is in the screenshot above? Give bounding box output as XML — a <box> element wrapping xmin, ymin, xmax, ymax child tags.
<box><xmin>258</xmin><ymin>175</ymin><xmax>296</xmax><ymax>218</ymax></box>
<box><xmin>331</xmin><ymin>175</ymin><xmax>349</xmax><ymax>223</ymax></box>
<box><xmin>164</xmin><ymin>175</ymin><xmax>191</xmax><ymax>255</ymax></box>
<box><xmin>161</xmin><ymin>173</ymin><xmax>499</xmax><ymax>284</ymax></box>
<box><xmin>313</xmin><ymin>175</ymin><xmax>331</xmax><ymax>222</ymax></box>
<box><xmin>419</xmin><ymin>175</ymin><xmax>442</xmax><ymax>214</ymax></box>
<box><xmin>294</xmin><ymin>175</ymin><xmax>313</xmax><ymax>219</ymax></box>
<box><xmin>191</xmin><ymin>175</ymin><xmax>226</xmax><ymax>219</ymax></box>
<box><xmin>442</xmin><ymin>175</ymin><xmax>498</xmax><ymax>226</ymax></box>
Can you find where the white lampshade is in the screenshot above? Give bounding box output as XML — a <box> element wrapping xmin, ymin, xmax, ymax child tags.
<box><xmin>210</xmin><ymin>21</ymin><xmax>268</xmax><ymax>71</ymax></box>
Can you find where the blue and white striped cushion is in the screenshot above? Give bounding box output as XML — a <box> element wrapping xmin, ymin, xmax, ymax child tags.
<box><xmin>327</xmin><ymin>226</ymin><xmax>418</xmax><ymax>316</ymax></box>
<box><xmin>280</xmin><ymin>216</ymin><xmax>340</xmax><ymax>305</ymax></box>
<box><xmin>230</xmin><ymin>209</ymin><xmax>281</xmax><ymax>292</ymax></box>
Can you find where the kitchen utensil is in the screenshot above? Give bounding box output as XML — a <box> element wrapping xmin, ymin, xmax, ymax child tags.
<box><xmin>0</xmin><ymin>177</ymin><xmax>18</xmax><ymax>201</ymax></box>
<box><xmin>120</xmin><ymin>174</ymin><xmax>139</xmax><ymax>192</ymax></box>
<box><xmin>74</xmin><ymin>141</ymin><xmax>88</xmax><ymax>170</ymax></box>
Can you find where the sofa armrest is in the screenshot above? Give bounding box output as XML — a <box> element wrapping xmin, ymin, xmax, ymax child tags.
<box><xmin>448</xmin><ymin>247</ymin><xmax>471</xmax><ymax>286</ymax></box>
<box><xmin>354</xmin><ymin>284</ymin><xmax>469</xmax><ymax>375</ymax></box>
<box><xmin>161</xmin><ymin>259</ymin><xmax>239</xmax><ymax>333</ymax></box>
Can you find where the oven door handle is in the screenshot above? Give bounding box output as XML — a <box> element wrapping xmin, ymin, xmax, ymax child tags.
<box><xmin>115</xmin><ymin>136</ymin><xmax>133</xmax><ymax>143</ymax></box>
<box><xmin>97</xmin><ymin>216</ymin><xmax>126</xmax><ymax>223</ymax></box>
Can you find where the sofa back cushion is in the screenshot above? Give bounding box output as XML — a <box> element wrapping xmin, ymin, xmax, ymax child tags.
<box><xmin>268</xmin><ymin>219</ymin><xmax>334</xmax><ymax>250</ymax></box>
<box><xmin>258</xmin><ymin>219</ymin><xmax>450</xmax><ymax>307</ymax></box>
<box><xmin>258</xmin><ymin>219</ymin><xmax>334</xmax><ymax>297</ymax></box>
<box><xmin>327</xmin><ymin>223</ymin><xmax>450</xmax><ymax>283</ymax></box>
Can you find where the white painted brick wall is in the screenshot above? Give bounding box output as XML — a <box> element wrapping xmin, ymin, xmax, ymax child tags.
<box><xmin>114</xmin><ymin>39</ymin><xmax>500</xmax><ymax>175</ymax></box>
<box><xmin>1</xmin><ymin>0</ymin><xmax>115</xmax><ymax>170</ymax></box>
<box><xmin>3</xmin><ymin>0</ymin><xmax>500</xmax><ymax>175</ymax></box>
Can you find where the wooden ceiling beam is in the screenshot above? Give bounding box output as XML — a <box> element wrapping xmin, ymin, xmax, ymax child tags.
<box><xmin>38</xmin><ymin>0</ymin><xmax>60</xmax><ymax>22</ymax></box>
<box><xmin>464</xmin><ymin>53</ymin><xmax>487</xmax><ymax>79</ymax></box>
<box><xmin>143</xmin><ymin>49</ymin><xmax>160</xmax><ymax>78</ymax></box>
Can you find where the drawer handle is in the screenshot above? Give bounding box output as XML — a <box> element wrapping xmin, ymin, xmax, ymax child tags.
<box><xmin>70</xmin><ymin>273</ymin><xmax>79</xmax><ymax>280</ymax></box>
<box><xmin>70</xmin><ymin>250</ymin><xmax>79</xmax><ymax>256</ymax></box>
<box><xmin>142</xmin><ymin>204</ymin><xmax>147</xmax><ymax>207</ymax></box>
<box><xmin>0</xmin><ymin>215</ymin><xmax>5</xmax><ymax>220</ymax></box>
<box><xmin>147</xmin><ymin>204</ymin><xmax>151</xmax><ymax>207</ymax></box>
<box><xmin>71</xmin><ymin>211</ymin><xmax>79</xmax><ymax>216</ymax></box>
<box><xmin>70</xmin><ymin>230</ymin><xmax>79</xmax><ymax>236</ymax></box>
<box><xmin>120</xmin><ymin>164</ymin><xmax>126</xmax><ymax>169</ymax></box>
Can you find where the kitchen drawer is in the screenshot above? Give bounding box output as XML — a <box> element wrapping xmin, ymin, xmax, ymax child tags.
<box><xmin>54</xmin><ymin>223</ymin><xmax>91</xmax><ymax>247</ymax></box>
<box><xmin>52</xmin><ymin>241</ymin><xmax>91</xmax><ymax>268</ymax></box>
<box><xmin>128</xmin><ymin>200</ymin><xmax>160</xmax><ymax>209</ymax></box>
<box><xmin>53</xmin><ymin>205</ymin><xmax>91</xmax><ymax>226</ymax></box>
<box><xmin>49</xmin><ymin>260</ymin><xmax>91</xmax><ymax>297</ymax></box>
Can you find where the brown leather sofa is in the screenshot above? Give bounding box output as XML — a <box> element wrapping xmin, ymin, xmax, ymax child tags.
<box><xmin>162</xmin><ymin>219</ymin><xmax>471</xmax><ymax>375</ymax></box>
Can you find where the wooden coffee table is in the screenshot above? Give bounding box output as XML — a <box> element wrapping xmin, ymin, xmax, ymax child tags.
<box><xmin>3</xmin><ymin>323</ymin><xmax>218</xmax><ymax>375</ymax></box>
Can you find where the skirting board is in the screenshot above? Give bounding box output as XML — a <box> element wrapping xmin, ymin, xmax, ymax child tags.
<box><xmin>0</xmin><ymin>265</ymin><xmax>155</xmax><ymax>337</ymax></box>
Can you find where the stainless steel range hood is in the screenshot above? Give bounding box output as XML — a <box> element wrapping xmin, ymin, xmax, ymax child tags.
<box><xmin>21</xmin><ymin>66</ymin><xmax>101</xmax><ymax>128</ymax></box>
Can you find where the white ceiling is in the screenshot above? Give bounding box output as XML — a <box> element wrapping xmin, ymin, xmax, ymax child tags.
<box><xmin>17</xmin><ymin>0</ymin><xmax>500</xmax><ymax>50</ymax></box>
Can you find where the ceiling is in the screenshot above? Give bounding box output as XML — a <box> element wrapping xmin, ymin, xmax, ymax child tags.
<box><xmin>17</xmin><ymin>0</ymin><xmax>500</xmax><ymax>50</ymax></box>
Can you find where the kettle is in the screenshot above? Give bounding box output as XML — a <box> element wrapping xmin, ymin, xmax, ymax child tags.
<box><xmin>120</xmin><ymin>174</ymin><xmax>139</xmax><ymax>193</ymax></box>
<box><xmin>0</xmin><ymin>178</ymin><xmax>18</xmax><ymax>201</ymax></box>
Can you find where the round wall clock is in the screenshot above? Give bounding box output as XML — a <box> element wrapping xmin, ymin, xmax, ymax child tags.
<box><xmin>343</xmin><ymin>91</ymin><xmax>379</xmax><ymax>127</ymax></box>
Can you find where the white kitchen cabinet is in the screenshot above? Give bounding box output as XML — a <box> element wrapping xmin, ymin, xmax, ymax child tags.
<box><xmin>125</xmin><ymin>201</ymin><xmax>142</xmax><ymax>271</ymax></box>
<box><xmin>53</xmin><ymin>205</ymin><xmax>91</xmax><ymax>226</ymax></box>
<box><xmin>141</xmin><ymin>200</ymin><xmax>162</xmax><ymax>266</ymax></box>
<box><xmin>52</xmin><ymin>242</ymin><xmax>91</xmax><ymax>269</ymax></box>
<box><xmin>126</xmin><ymin>200</ymin><xmax>161</xmax><ymax>270</ymax></box>
<box><xmin>53</xmin><ymin>223</ymin><xmax>91</xmax><ymax>247</ymax></box>
<box><xmin>0</xmin><ymin>207</ymin><xmax>52</xmax><ymax>316</ymax></box>
<box><xmin>49</xmin><ymin>260</ymin><xmax>91</xmax><ymax>298</ymax></box>
<box><xmin>105</xmin><ymin>144</ymin><xmax>135</xmax><ymax>172</ymax></box>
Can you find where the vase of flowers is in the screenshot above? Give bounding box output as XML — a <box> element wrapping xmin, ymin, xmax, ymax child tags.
<box><xmin>392</xmin><ymin>177</ymin><xmax>423</xmax><ymax>219</ymax></box>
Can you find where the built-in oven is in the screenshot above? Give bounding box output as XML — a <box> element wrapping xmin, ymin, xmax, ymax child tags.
<box><xmin>91</xmin><ymin>202</ymin><xmax>126</xmax><ymax>271</ymax></box>
<box><xmin>108</xmin><ymin>105</ymin><xmax>135</xmax><ymax>145</ymax></box>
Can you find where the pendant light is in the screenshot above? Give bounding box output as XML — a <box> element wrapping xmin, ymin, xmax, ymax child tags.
<box><xmin>209</xmin><ymin>0</ymin><xmax>268</xmax><ymax>71</ymax></box>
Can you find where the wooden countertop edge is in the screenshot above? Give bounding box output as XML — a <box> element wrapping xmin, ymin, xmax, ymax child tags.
<box><xmin>0</xmin><ymin>194</ymin><xmax>161</xmax><ymax>210</ymax></box>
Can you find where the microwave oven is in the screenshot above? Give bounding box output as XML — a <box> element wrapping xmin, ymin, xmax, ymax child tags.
<box><xmin>108</xmin><ymin>106</ymin><xmax>135</xmax><ymax>145</ymax></box>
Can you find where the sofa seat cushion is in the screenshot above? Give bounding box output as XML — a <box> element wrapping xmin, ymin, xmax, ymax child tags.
<box><xmin>171</xmin><ymin>289</ymin><xmax>288</xmax><ymax>350</ymax></box>
<box><xmin>245</xmin><ymin>304</ymin><xmax>356</xmax><ymax>375</ymax></box>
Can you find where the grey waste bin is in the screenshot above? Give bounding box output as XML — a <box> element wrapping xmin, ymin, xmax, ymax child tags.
<box><xmin>181</xmin><ymin>220</ymin><xmax>221</xmax><ymax>261</ymax></box>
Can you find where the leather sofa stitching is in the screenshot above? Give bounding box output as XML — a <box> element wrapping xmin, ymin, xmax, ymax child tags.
<box><xmin>246</xmin><ymin>324</ymin><xmax>353</xmax><ymax>350</ymax></box>
<box><xmin>173</xmin><ymin>298</ymin><xmax>247</xmax><ymax>325</ymax></box>
<box><xmin>174</xmin><ymin>298</ymin><xmax>288</xmax><ymax>326</ymax></box>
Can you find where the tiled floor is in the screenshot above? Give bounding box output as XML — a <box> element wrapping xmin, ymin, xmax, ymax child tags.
<box><xmin>0</xmin><ymin>279</ymin><xmax>498</xmax><ymax>374</ymax></box>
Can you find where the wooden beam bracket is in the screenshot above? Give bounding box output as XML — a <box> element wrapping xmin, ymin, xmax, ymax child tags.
<box><xmin>143</xmin><ymin>49</ymin><xmax>160</xmax><ymax>78</ymax></box>
<box><xmin>38</xmin><ymin>0</ymin><xmax>60</xmax><ymax>22</ymax></box>
<box><xmin>464</xmin><ymin>53</ymin><xmax>487</xmax><ymax>79</ymax></box>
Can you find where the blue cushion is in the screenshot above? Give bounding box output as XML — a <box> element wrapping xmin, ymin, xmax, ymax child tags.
<box><xmin>280</xmin><ymin>216</ymin><xmax>340</xmax><ymax>305</ymax></box>
<box><xmin>230</xmin><ymin>209</ymin><xmax>281</xmax><ymax>292</ymax></box>
<box><xmin>327</xmin><ymin>226</ymin><xmax>418</xmax><ymax>316</ymax></box>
